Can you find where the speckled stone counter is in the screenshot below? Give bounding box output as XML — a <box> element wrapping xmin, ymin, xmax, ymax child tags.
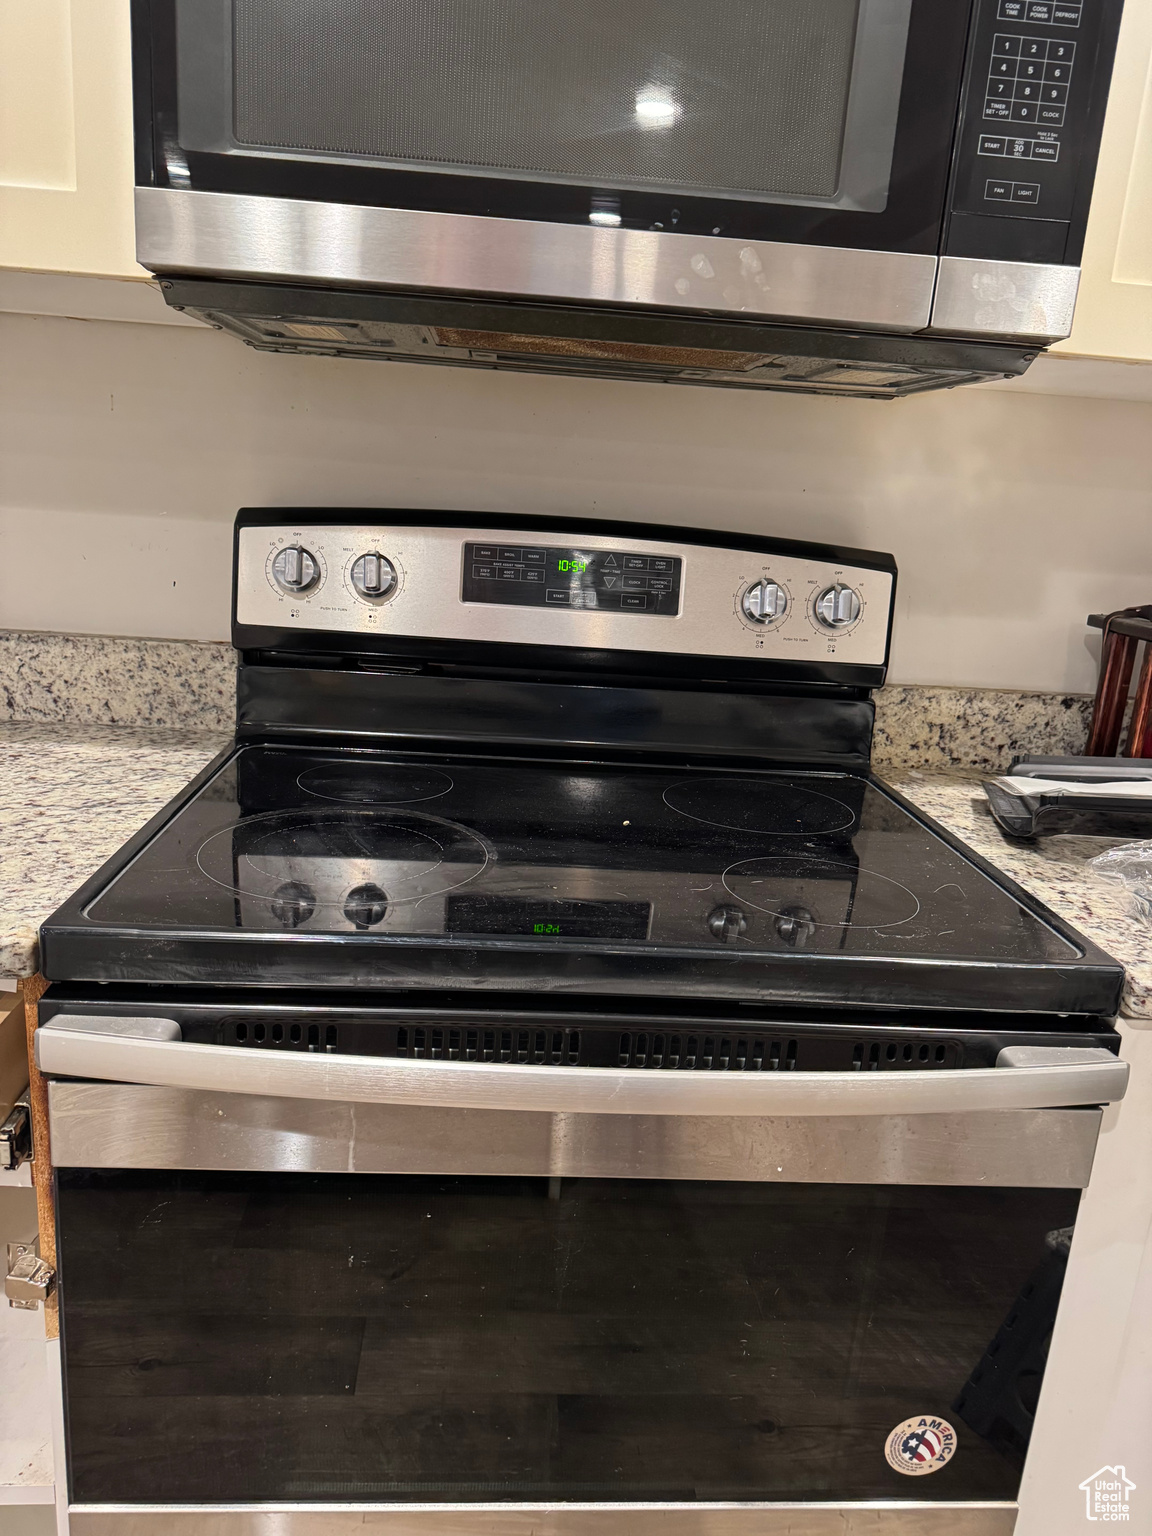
<box><xmin>888</xmin><ymin>769</ymin><xmax>1152</xmax><ymax>1020</ymax></box>
<box><xmin>0</xmin><ymin>722</ymin><xmax>227</xmax><ymax>979</ymax></box>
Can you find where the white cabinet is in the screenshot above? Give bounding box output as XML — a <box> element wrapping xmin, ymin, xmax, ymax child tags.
<box><xmin>0</xmin><ymin>0</ymin><xmax>144</xmax><ymax>278</ymax></box>
<box><xmin>1054</xmin><ymin>0</ymin><xmax>1152</xmax><ymax>361</ymax></box>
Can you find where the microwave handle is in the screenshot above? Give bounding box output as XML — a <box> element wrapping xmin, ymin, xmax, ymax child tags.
<box><xmin>35</xmin><ymin>1017</ymin><xmax>1129</xmax><ymax>1116</ymax></box>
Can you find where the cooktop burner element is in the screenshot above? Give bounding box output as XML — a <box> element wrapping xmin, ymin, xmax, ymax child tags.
<box><xmin>663</xmin><ymin>777</ymin><xmax>857</xmax><ymax>837</ymax></box>
<box><xmin>723</xmin><ymin>855</ymin><xmax>921</xmax><ymax>933</ymax></box>
<box><xmin>297</xmin><ymin>763</ymin><xmax>454</xmax><ymax>804</ymax></box>
<box><xmin>195</xmin><ymin>807</ymin><xmax>490</xmax><ymax>917</ymax></box>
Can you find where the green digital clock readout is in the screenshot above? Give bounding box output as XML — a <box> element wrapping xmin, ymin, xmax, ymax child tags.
<box><xmin>557</xmin><ymin>559</ymin><xmax>588</xmax><ymax>574</ymax></box>
<box><xmin>533</xmin><ymin>921</ymin><xmax>563</xmax><ymax>934</ymax></box>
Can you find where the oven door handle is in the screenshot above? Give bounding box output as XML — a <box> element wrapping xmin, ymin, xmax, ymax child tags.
<box><xmin>35</xmin><ymin>1018</ymin><xmax>1129</xmax><ymax>1116</ymax></box>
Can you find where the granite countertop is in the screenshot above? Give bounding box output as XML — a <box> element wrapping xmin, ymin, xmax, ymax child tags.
<box><xmin>886</xmin><ymin>770</ymin><xmax>1152</xmax><ymax>1020</ymax></box>
<box><xmin>1</xmin><ymin>724</ymin><xmax>1148</xmax><ymax>1017</ymax></box>
<box><xmin>0</xmin><ymin>722</ymin><xmax>228</xmax><ymax>979</ymax></box>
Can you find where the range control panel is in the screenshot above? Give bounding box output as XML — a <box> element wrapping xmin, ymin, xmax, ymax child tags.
<box><xmin>950</xmin><ymin>0</ymin><xmax>1115</xmax><ymax>233</ymax></box>
<box><xmin>235</xmin><ymin>523</ymin><xmax>895</xmax><ymax>669</ymax></box>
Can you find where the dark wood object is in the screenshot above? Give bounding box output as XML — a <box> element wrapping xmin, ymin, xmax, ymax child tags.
<box><xmin>21</xmin><ymin>973</ymin><xmax>57</xmax><ymax>1340</ymax></box>
<box><xmin>1086</xmin><ymin>608</ymin><xmax>1152</xmax><ymax>757</ymax></box>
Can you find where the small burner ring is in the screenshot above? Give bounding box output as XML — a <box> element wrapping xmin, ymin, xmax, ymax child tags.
<box><xmin>663</xmin><ymin>777</ymin><xmax>856</xmax><ymax>837</ymax></box>
<box><xmin>297</xmin><ymin>762</ymin><xmax>454</xmax><ymax>805</ymax></box>
<box><xmin>722</xmin><ymin>855</ymin><xmax>921</xmax><ymax>931</ymax></box>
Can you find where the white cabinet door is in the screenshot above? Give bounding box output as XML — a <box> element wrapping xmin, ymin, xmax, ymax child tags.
<box><xmin>0</xmin><ymin>0</ymin><xmax>144</xmax><ymax>278</ymax></box>
<box><xmin>1054</xmin><ymin>0</ymin><xmax>1152</xmax><ymax>361</ymax></box>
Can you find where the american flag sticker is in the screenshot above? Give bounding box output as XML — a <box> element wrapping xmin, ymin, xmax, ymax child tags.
<box><xmin>884</xmin><ymin>1416</ymin><xmax>958</xmax><ymax>1476</ymax></box>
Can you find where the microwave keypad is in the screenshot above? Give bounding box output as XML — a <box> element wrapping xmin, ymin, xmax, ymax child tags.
<box><xmin>985</xmin><ymin>35</ymin><xmax>1075</xmax><ymax>127</ymax></box>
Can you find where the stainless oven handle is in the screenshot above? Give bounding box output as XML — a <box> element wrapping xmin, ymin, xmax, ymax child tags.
<box><xmin>35</xmin><ymin>1018</ymin><xmax>1129</xmax><ymax>1116</ymax></box>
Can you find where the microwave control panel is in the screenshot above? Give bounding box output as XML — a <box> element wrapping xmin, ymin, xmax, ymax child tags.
<box><xmin>235</xmin><ymin>523</ymin><xmax>895</xmax><ymax>669</ymax></box>
<box><xmin>950</xmin><ymin>0</ymin><xmax>1120</xmax><ymax>235</ymax></box>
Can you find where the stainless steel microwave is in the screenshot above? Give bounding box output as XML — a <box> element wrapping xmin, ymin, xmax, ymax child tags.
<box><xmin>132</xmin><ymin>0</ymin><xmax>1123</xmax><ymax>398</ymax></box>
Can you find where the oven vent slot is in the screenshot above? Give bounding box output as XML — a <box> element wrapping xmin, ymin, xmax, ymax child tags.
<box><xmin>394</xmin><ymin>1026</ymin><xmax>580</xmax><ymax>1065</ymax></box>
<box><xmin>855</xmin><ymin>1039</ymin><xmax>952</xmax><ymax>1071</ymax></box>
<box><xmin>232</xmin><ymin>1021</ymin><xmax>336</xmax><ymax>1053</ymax></box>
<box><xmin>614</xmin><ymin>1033</ymin><xmax>799</xmax><ymax>1071</ymax></box>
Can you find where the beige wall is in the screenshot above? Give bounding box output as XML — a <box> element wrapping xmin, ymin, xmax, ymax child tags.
<box><xmin>2</xmin><ymin>309</ymin><xmax>1151</xmax><ymax>692</ymax></box>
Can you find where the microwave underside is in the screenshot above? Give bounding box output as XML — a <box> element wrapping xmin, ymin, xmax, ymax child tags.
<box><xmin>160</xmin><ymin>278</ymin><xmax>1037</xmax><ymax>401</ymax></box>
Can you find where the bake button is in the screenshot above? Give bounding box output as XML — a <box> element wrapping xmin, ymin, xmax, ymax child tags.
<box><xmin>622</xmin><ymin>575</ymin><xmax>649</xmax><ymax>591</ymax></box>
<box><xmin>1026</xmin><ymin>2</ymin><xmax>1053</xmax><ymax>21</ymax></box>
<box><xmin>1037</xmin><ymin>104</ymin><xmax>1065</xmax><ymax>123</ymax></box>
<box><xmin>620</xmin><ymin>593</ymin><xmax>649</xmax><ymax>611</ymax></box>
<box><xmin>472</xmin><ymin>545</ymin><xmax>497</xmax><ymax>560</ymax></box>
<box><xmin>1052</xmin><ymin>3</ymin><xmax>1081</xmax><ymax>23</ymax></box>
<box><xmin>623</xmin><ymin>556</ymin><xmax>649</xmax><ymax>570</ymax></box>
<box><xmin>1030</xmin><ymin>140</ymin><xmax>1060</xmax><ymax>160</ymax></box>
<box><xmin>985</xmin><ymin>179</ymin><xmax>1014</xmax><ymax>201</ymax></box>
<box><xmin>472</xmin><ymin>564</ymin><xmax>496</xmax><ymax>580</ymax></box>
<box><xmin>546</xmin><ymin>588</ymin><xmax>571</xmax><ymax>605</ymax></box>
<box><xmin>521</xmin><ymin>548</ymin><xmax>546</xmax><ymax>565</ymax></box>
<box><xmin>1012</xmin><ymin>181</ymin><xmax>1041</xmax><ymax>203</ymax></box>
<box><xmin>984</xmin><ymin>97</ymin><xmax>1011</xmax><ymax>118</ymax></box>
<box><xmin>521</xmin><ymin>568</ymin><xmax>544</xmax><ymax>582</ymax></box>
<box><xmin>979</xmin><ymin>134</ymin><xmax>1007</xmax><ymax>155</ymax></box>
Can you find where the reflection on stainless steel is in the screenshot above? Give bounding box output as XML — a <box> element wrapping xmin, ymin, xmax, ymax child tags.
<box><xmin>46</xmin><ymin>1082</ymin><xmax>1102</xmax><ymax>1188</ymax></box>
<box><xmin>36</xmin><ymin>1018</ymin><xmax>1128</xmax><ymax>1117</ymax></box>
<box><xmin>68</xmin><ymin>1499</ymin><xmax>1019</xmax><ymax>1534</ymax></box>
<box><xmin>929</xmin><ymin>257</ymin><xmax>1081</xmax><ymax>342</ymax></box>
<box><xmin>135</xmin><ymin>187</ymin><xmax>938</xmax><ymax>331</ymax></box>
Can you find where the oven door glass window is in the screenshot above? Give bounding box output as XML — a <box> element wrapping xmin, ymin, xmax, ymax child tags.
<box><xmin>178</xmin><ymin>0</ymin><xmax>909</xmax><ymax>214</ymax></box>
<box><xmin>59</xmin><ymin>1171</ymin><xmax>1077</xmax><ymax>1505</ymax></box>
<box><xmin>144</xmin><ymin>0</ymin><xmax>967</xmax><ymax>249</ymax></box>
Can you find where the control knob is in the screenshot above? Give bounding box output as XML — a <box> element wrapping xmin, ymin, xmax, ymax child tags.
<box><xmin>350</xmin><ymin>552</ymin><xmax>397</xmax><ymax>600</ymax></box>
<box><xmin>741</xmin><ymin>579</ymin><xmax>788</xmax><ymax>624</ymax></box>
<box><xmin>343</xmin><ymin>882</ymin><xmax>389</xmax><ymax>930</ymax></box>
<box><xmin>707</xmin><ymin>904</ymin><xmax>748</xmax><ymax>943</ymax></box>
<box><xmin>774</xmin><ymin>906</ymin><xmax>816</xmax><ymax>949</ymax></box>
<box><xmin>271</xmin><ymin>545</ymin><xmax>321</xmax><ymax>595</ymax></box>
<box><xmin>270</xmin><ymin>881</ymin><xmax>316</xmax><ymax>929</ymax></box>
<box><xmin>814</xmin><ymin>584</ymin><xmax>862</xmax><ymax>629</ymax></box>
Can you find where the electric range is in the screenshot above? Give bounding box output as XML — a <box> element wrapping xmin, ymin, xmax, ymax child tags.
<box><xmin>33</xmin><ymin>511</ymin><xmax>1128</xmax><ymax>1536</ymax></box>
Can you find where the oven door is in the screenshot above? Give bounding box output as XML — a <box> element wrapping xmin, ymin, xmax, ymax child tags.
<box><xmin>41</xmin><ymin>1020</ymin><xmax>1126</xmax><ymax>1535</ymax></box>
<box><xmin>133</xmin><ymin>0</ymin><xmax>970</xmax><ymax>333</ymax></box>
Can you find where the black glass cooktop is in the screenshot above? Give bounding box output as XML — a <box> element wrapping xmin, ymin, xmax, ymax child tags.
<box><xmin>41</xmin><ymin>745</ymin><xmax>1123</xmax><ymax>1011</ymax></box>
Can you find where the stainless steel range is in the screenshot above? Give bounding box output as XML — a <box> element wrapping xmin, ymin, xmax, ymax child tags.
<box><xmin>35</xmin><ymin>511</ymin><xmax>1128</xmax><ymax>1534</ymax></box>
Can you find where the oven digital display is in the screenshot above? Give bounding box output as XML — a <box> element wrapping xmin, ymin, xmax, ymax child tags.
<box><xmin>462</xmin><ymin>542</ymin><xmax>682</xmax><ymax>617</ymax></box>
<box><xmin>445</xmin><ymin>895</ymin><xmax>652</xmax><ymax>939</ymax></box>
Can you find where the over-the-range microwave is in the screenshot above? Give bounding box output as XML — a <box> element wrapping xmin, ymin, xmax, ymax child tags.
<box><xmin>133</xmin><ymin>0</ymin><xmax>1123</xmax><ymax>399</ymax></box>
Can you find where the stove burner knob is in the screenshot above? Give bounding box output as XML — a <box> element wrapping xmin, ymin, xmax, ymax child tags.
<box><xmin>271</xmin><ymin>545</ymin><xmax>321</xmax><ymax>595</ymax></box>
<box><xmin>707</xmin><ymin>904</ymin><xmax>748</xmax><ymax>943</ymax></box>
<box><xmin>741</xmin><ymin>579</ymin><xmax>788</xmax><ymax>624</ymax></box>
<box><xmin>350</xmin><ymin>552</ymin><xmax>397</xmax><ymax>600</ymax></box>
<box><xmin>813</xmin><ymin>583</ymin><xmax>862</xmax><ymax>629</ymax></box>
<box><xmin>775</xmin><ymin>906</ymin><xmax>817</xmax><ymax>948</ymax></box>
<box><xmin>270</xmin><ymin>881</ymin><xmax>316</xmax><ymax>929</ymax></box>
<box><xmin>343</xmin><ymin>882</ymin><xmax>389</xmax><ymax>930</ymax></box>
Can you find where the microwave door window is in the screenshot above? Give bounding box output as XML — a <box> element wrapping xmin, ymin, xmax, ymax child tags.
<box><xmin>174</xmin><ymin>0</ymin><xmax>911</xmax><ymax>213</ymax></box>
